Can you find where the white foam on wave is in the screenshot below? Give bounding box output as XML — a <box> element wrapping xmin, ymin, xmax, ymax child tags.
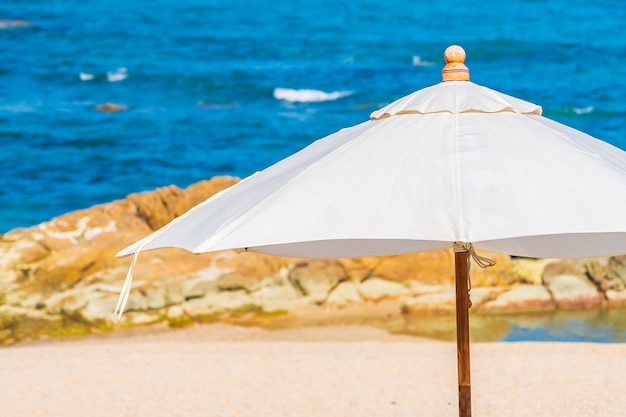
<box><xmin>412</xmin><ymin>55</ymin><xmax>435</xmax><ymax>66</ymax></box>
<box><xmin>273</xmin><ymin>88</ymin><xmax>351</xmax><ymax>103</ymax></box>
<box><xmin>107</xmin><ymin>67</ymin><xmax>128</xmax><ymax>82</ymax></box>
<box><xmin>79</xmin><ymin>72</ymin><xmax>95</xmax><ymax>81</ymax></box>
<box><xmin>573</xmin><ymin>106</ymin><xmax>593</xmax><ymax>115</ymax></box>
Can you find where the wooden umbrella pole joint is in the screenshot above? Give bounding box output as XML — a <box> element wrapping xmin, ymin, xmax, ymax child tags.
<box><xmin>455</xmin><ymin>247</ymin><xmax>472</xmax><ymax>417</ymax></box>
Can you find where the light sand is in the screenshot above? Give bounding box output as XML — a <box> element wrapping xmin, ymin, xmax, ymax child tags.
<box><xmin>1</xmin><ymin>324</ymin><xmax>625</xmax><ymax>417</ymax></box>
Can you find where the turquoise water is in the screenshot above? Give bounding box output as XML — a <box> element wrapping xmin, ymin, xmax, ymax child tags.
<box><xmin>401</xmin><ymin>309</ymin><xmax>626</xmax><ymax>343</ymax></box>
<box><xmin>262</xmin><ymin>308</ymin><xmax>626</xmax><ymax>343</ymax></box>
<box><xmin>1</xmin><ymin>0</ymin><xmax>625</xmax><ymax>233</ymax></box>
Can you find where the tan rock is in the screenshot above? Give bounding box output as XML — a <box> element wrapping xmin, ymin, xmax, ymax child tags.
<box><xmin>211</xmin><ymin>253</ymin><xmax>292</xmax><ymax>293</ymax></box>
<box><xmin>181</xmin><ymin>266</ymin><xmax>230</xmax><ymax>299</ymax></box>
<box><xmin>288</xmin><ymin>259</ymin><xmax>347</xmax><ymax>303</ymax></box>
<box><xmin>249</xmin><ymin>277</ymin><xmax>301</xmax><ymax>312</ymax></box>
<box><xmin>103</xmin><ymin>199</ymin><xmax>152</xmax><ymax>235</ymax></box>
<box><xmin>95</xmin><ymin>103</ymin><xmax>128</xmax><ymax>112</ymax></box>
<box><xmin>326</xmin><ymin>280</ymin><xmax>362</xmax><ymax>307</ymax></box>
<box><xmin>120</xmin><ymin>311</ymin><xmax>162</xmax><ymax>326</ymax></box>
<box><xmin>605</xmin><ymin>290</ymin><xmax>626</xmax><ymax>307</ymax></box>
<box><xmin>80</xmin><ymin>293</ymin><xmax>119</xmax><ymax>322</ymax></box>
<box><xmin>122</xmin><ymin>177</ymin><xmax>239</xmax><ymax>232</ymax></box>
<box><xmin>512</xmin><ymin>257</ymin><xmax>555</xmax><ymax>285</ymax></box>
<box><xmin>0</xmin><ymin>19</ymin><xmax>33</xmax><ymax>29</ymax></box>
<box><xmin>543</xmin><ymin>263</ymin><xmax>604</xmax><ymax>309</ymax></box>
<box><xmin>38</xmin><ymin>236</ymin><xmax>75</xmax><ymax>252</ymax></box>
<box><xmin>184</xmin><ymin>290</ymin><xmax>253</xmax><ymax>314</ymax></box>
<box><xmin>126</xmin><ymin>185</ymin><xmax>184</xmax><ymax>230</ymax></box>
<box><xmin>585</xmin><ymin>259</ymin><xmax>625</xmax><ymax>292</ymax></box>
<box><xmin>183</xmin><ymin>177</ymin><xmax>239</xmax><ymax>210</ymax></box>
<box><xmin>401</xmin><ymin>288</ymin><xmax>456</xmax><ymax>313</ymax></box>
<box><xmin>480</xmin><ymin>284</ymin><xmax>556</xmax><ymax>312</ymax></box>
<box><xmin>30</xmin><ymin>232</ymin><xmax>136</xmax><ymax>292</ymax></box>
<box><xmin>132</xmin><ymin>249</ymin><xmax>215</xmax><ymax>284</ymax></box>
<box><xmin>6</xmin><ymin>241</ymin><xmax>49</xmax><ymax>264</ymax></box>
<box><xmin>608</xmin><ymin>255</ymin><xmax>626</xmax><ymax>284</ymax></box>
<box><xmin>469</xmin><ymin>251</ymin><xmax>517</xmax><ymax>286</ymax></box>
<box><xmin>360</xmin><ymin>250</ymin><xmax>455</xmax><ymax>284</ymax></box>
<box><xmin>406</xmin><ymin>282</ymin><xmax>452</xmax><ymax>296</ymax></box>
<box><xmin>468</xmin><ymin>286</ymin><xmax>501</xmax><ymax>307</ymax></box>
<box><xmin>166</xmin><ymin>305</ymin><xmax>186</xmax><ymax>319</ymax></box>
<box><xmin>136</xmin><ymin>284</ymin><xmax>186</xmax><ymax>310</ymax></box>
<box><xmin>358</xmin><ymin>277</ymin><xmax>411</xmax><ymax>301</ymax></box>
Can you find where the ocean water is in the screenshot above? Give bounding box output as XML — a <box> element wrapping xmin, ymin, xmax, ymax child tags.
<box><xmin>1</xmin><ymin>0</ymin><xmax>625</xmax><ymax>233</ymax></box>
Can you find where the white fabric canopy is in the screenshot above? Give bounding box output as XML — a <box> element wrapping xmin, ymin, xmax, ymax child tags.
<box><xmin>118</xmin><ymin>81</ymin><xmax>626</xmax><ymax>260</ymax></box>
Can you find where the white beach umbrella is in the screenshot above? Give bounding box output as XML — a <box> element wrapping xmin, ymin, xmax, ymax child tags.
<box><xmin>116</xmin><ymin>46</ymin><xmax>626</xmax><ymax>417</ymax></box>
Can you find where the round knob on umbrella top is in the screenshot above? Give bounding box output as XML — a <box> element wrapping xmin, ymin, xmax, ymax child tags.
<box><xmin>442</xmin><ymin>45</ymin><xmax>470</xmax><ymax>82</ymax></box>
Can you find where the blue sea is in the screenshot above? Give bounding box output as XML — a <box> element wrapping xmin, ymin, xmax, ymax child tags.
<box><xmin>2</xmin><ymin>0</ymin><xmax>625</xmax><ymax>233</ymax></box>
<box><xmin>1</xmin><ymin>1</ymin><xmax>626</xmax><ymax>341</ymax></box>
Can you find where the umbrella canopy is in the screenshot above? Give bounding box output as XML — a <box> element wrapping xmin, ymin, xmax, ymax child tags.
<box><xmin>115</xmin><ymin>46</ymin><xmax>626</xmax><ymax>417</ymax></box>
<box><xmin>118</xmin><ymin>66</ymin><xmax>626</xmax><ymax>260</ymax></box>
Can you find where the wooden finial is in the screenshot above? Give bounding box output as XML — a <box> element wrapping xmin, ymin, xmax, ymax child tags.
<box><xmin>442</xmin><ymin>45</ymin><xmax>469</xmax><ymax>82</ymax></box>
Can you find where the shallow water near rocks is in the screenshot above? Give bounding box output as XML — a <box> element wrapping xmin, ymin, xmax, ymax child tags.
<box><xmin>262</xmin><ymin>308</ymin><xmax>626</xmax><ymax>343</ymax></box>
<box><xmin>403</xmin><ymin>309</ymin><xmax>626</xmax><ymax>343</ymax></box>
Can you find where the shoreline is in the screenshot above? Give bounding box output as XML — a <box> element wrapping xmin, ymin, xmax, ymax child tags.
<box><xmin>6</xmin><ymin>303</ymin><xmax>626</xmax><ymax>348</ymax></box>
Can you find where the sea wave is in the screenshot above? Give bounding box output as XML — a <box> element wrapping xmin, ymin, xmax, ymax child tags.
<box><xmin>573</xmin><ymin>106</ymin><xmax>593</xmax><ymax>115</ymax></box>
<box><xmin>107</xmin><ymin>67</ymin><xmax>128</xmax><ymax>82</ymax></box>
<box><xmin>412</xmin><ymin>55</ymin><xmax>435</xmax><ymax>66</ymax></box>
<box><xmin>79</xmin><ymin>72</ymin><xmax>95</xmax><ymax>81</ymax></box>
<box><xmin>78</xmin><ymin>68</ymin><xmax>128</xmax><ymax>82</ymax></box>
<box><xmin>273</xmin><ymin>88</ymin><xmax>352</xmax><ymax>103</ymax></box>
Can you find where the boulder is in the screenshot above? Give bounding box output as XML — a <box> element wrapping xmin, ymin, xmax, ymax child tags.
<box><xmin>212</xmin><ymin>252</ymin><xmax>293</xmax><ymax>291</ymax></box>
<box><xmin>467</xmin><ymin>286</ymin><xmax>501</xmax><ymax>307</ymax></box>
<box><xmin>80</xmin><ymin>293</ymin><xmax>119</xmax><ymax>322</ymax></box>
<box><xmin>400</xmin><ymin>288</ymin><xmax>456</xmax><ymax>313</ymax></box>
<box><xmin>542</xmin><ymin>263</ymin><xmax>604</xmax><ymax>309</ymax></box>
<box><xmin>249</xmin><ymin>276</ymin><xmax>301</xmax><ymax>311</ymax></box>
<box><xmin>511</xmin><ymin>257</ymin><xmax>555</xmax><ymax>285</ymax></box>
<box><xmin>480</xmin><ymin>284</ymin><xmax>556</xmax><ymax>312</ymax></box>
<box><xmin>608</xmin><ymin>255</ymin><xmax>626</xmax><ymax>284</ymax></box>
<box><xmin>30</xmin><ymin>232</ymin><xmax>133</xmax><ymax>292</ymax></box>
<box><xmin>0</xmin><ymin>19</ymin><xmax>34</xmax><ymax>29</ymax></box>
<box><xmin>126</xmin><ymin>185</ymin><xmax>187</xmax><ymax>230</ymax></box>
<box><xmin>605</xmin><ymin>290</ymin><xmax>626</xmax><ymax>308</ymax></box>
<box><xmin>468</xmin><ymin>251</ymin><xmax>518</xmax><ymax>287</ymax></box>
<box><xmin>358</xmin><ymin>250</ymin><xmax>455</xmax><ymax>284</ymax></box>
<box><xmin>585</xmin><ymin>260</ymin><xmax>625</xmax><ymax>292</ymax></box>
<box><xmin>184</xmin><ymin>290</ymin><xmax>253</xmax><ymax>315</ymax></box>
<box><xmin>357</xmin><ymin>249</ymin><xmax>517</xmax><ymax>287</ymax></box>
<box><xmin>288</xmin><ymin>260</ymin><xmax>346</xmax><ymax>303</ymax></box>
<box><xmin>5</xmin><ymin>241</ymin><xmax>49</xmax><ymax>264</ymax></box>
<box><xmin>94</xmin><ymin>103</ymin><xmax>128</xmax><ymax>112</ymax></box>
<box><xmin>326</xmin><ymin>280</ymin><xmax>363</xmax><ymax>307</ymax></box>
<box><xmin>358</xmin><ymin>277</ymin><xmax>411</xmax><ymax>301</ymax></box>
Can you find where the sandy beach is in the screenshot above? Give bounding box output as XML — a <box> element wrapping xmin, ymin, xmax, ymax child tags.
<box><xmin>0</xmin><ymin>324</ymin><xmax>624</xmax><ymax>417</ymax></box>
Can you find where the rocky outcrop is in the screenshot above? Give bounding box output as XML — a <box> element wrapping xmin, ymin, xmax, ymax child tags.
<box><xmin>2</xmin><ymin>176</ymin><xmax>626</xmax><ymax>345</ymax></box>
<box><xmin>94</xmin><ymin>103</ymin><xmax>128</xmax><ymax>112</ymax></box>
<box><xmin>0</xmin><ymin>19</ymin><xmax>33</xmax><ymax>29</ymax></box>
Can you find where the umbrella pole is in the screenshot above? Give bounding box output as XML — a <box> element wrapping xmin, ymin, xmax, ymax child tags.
<box><xmin>454</xmin><ymin>248</ymin><xmax>472</xmax><ymax>417</ymax></box>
